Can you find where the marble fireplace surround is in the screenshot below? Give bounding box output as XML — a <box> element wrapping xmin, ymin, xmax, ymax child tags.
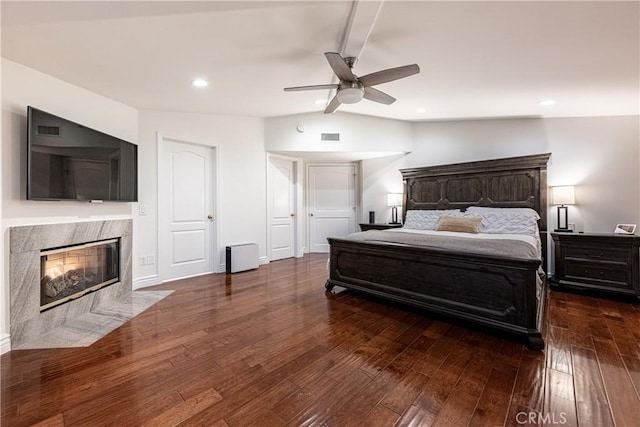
<box><xmin>9</xmin><ymin>219</ymin><xmax>171</xmax><ymax>350</ymax></box>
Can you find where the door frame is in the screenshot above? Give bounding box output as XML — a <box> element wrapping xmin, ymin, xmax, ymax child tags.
<box><xmin>266</xmin><ymin>153</ymin><xmax>303</xmax><ymax>260</ymax></box>
<box><xmin>305</xmin><ymin>162</ymin><xmax>359</xmax><ymax>253</ymax></box>
<box><xmin>157</xmin><ymin>133</ymin><xmax>220</xmax><ymax>281</ymax></box>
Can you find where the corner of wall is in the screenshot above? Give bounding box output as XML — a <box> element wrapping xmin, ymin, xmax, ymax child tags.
<box><xmin>0</xmin><ymin>333</ymin><xmax>11</xmax><ymax>355</ymax></box>
<box><xmin>1</xmin><ymin>30</ymin><xmax>5</xmax><ymax>350</ymax></box>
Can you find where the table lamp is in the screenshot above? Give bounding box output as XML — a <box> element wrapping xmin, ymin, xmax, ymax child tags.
<box><xmin>387</xmin><ymin>193</ymin><xmax>403</xmax><ymax>224</ymax></box>
<box><xmin>552</xmin><ymin>185</ymin><xmax>575</xmax><ymax>232</ymax></box>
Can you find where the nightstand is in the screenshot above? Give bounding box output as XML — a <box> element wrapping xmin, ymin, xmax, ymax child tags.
<box><xmin>550</xmin><ymin>232</ymin><xmax>640</xmax><ymax>300</ymax></box>
<box><xmin>359</xmin><ymin>223</ymin><xmax>403</xmax><ymax>231</ymax></box>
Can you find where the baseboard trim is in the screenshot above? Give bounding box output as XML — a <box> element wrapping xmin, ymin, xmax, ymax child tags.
<box><xmin>133</xmin><ymin>275</ymin><xmax>160</xmax><ymax>290</ymax></box>
<box><xmin>0</xmin><ymin>333</ymin><xmax>11</xmax><ymax>354</ymax></box>
<box><xmin>161</xmin><ymin>271</ymin><xmax>215</xmax><ymax>284</ymax></box>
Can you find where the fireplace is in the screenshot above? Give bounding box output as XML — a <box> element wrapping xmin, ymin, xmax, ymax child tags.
<box><xmin>40</xmin><ymin>239</ymin><xmax>120</xmax><ymax>311</ymax></box>
<box><xmin>10</xmin><ymin>220</ymin><xmax>171</xmax><ymax>350</ymax></box>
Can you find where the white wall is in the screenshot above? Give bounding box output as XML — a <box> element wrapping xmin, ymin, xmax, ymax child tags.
<box><xmin>361</xmin><ymin>153</ymin><xmax>407</xmax><ymax>224</ymax></box>
<box><xmin>136</xmin><ymin>110</ymin><xmax>266</xmax><ymax>282</ymax></box>
<box><xmin>363</xmin><ymin>119</ymin><xmax>549</xmax><ymax>222</ymax></box>
<box><xmin>1</xmin><ymin>59</ymin><xmax>138</xmax><ymax>344</ymax></box>
<box><xmin>265</xmin><ymin>111</ymin><xmax>413</xmax><ymax>153</ymax></box>
<box><xmin>409</xmin><ymin>118</ymin><xmax>550</xmax><ymax>167</ymax></box>
<box><xmin>360</xmin><ymin>117</ymin><xmax>639</xmax><ymax>233</ymax></box>
<box><xmin>544</xmin><ymin>116</ymin><xmax>640</xmax><ymax>232</ymax></box>
<box><xmin>363</xmin><ymin>118</ymin><xmax>552</xmax><ymax>224</ymax></box>
<box><xmin>0</xmin><ymin>17</ymin><xmax>6</xmax><ymax>354</ymax></box>
<box><xmin>407</xmin><ymin>116</ymin><xmax>639</xmax><ymax>233</ymax></box>
<box><xmin>265</xmin><ymin>111</ymin><xmax>413</xmax><ymax>228</ymax></box>
<box><xmin>268</xmin><ymin>113</ymin><xmax>640</xmax><ymax>235</ymax></box>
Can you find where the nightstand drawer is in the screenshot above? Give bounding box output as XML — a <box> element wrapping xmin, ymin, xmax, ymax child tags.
<box><xmin>564</xmin><ymin>262</ymin><xmax>631</xmax><ymax>289</ymax></box>
<box><xmin>563</xmin><ymin>244</ymin><xmax>629</xmax><ymax>264</ymax></box>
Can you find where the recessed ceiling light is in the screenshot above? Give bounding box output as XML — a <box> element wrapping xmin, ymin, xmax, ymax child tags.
<box><xmin>539</xmin><ymin>99</ymin><xmax>555</xmax><ymax>106</ymax></box>
<box><xmin>416</xmin><ymin>108</ymin><xmax>426</xmax><ymax>113</ymax></box>
<box><xmin>192</xmin><ymin>79</ymin><xmax>209</xmax><ymax>88</ymax></box>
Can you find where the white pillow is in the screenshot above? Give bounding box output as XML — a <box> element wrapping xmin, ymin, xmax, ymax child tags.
<box><xmin>466</xmin><ymin>206</ymin><xmax>540</xmax><ymax>220</ymax></box>
<box><xmin>404</xmin><ymin>209</ymin><xmax>461</xmax><ymax>230</ymax></box>
<box><xmin>464</xmin><ymin>207</ymin><xmax>540</xmax><ymax>235</ymax></box>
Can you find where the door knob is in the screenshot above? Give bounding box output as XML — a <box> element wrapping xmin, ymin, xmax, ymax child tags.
<box><xmin>207</xmin><ymin>215</ymin><xmax>213</xmax><ymax>222</ymax></box>
<box><xmin>290</xmin><ymin>213</ymin><xmax>295</xmax><ymax>217</ymax></box>
<box><xmin>310</xmin><ymin>213</ymin><xmax>314</xmax><ymax>217</ymax></box>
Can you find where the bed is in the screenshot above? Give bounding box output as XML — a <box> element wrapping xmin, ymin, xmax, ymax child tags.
<box><xmin>325</xmin><ymin>153</ymin><xmax>551</xmax><ymax>350</ymax></box>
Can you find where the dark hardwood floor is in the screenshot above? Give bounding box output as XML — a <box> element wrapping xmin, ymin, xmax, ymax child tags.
<box><xmin>2</xmin><ymin>254</ymin><xmax>640</xmax><ymax>426</ymax></box>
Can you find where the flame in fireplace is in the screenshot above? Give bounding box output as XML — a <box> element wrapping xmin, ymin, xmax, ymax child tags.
<box><xmin>46</xmin><ymin>264</ymin><xmax>64</xmax><ymax>280</ymax></box>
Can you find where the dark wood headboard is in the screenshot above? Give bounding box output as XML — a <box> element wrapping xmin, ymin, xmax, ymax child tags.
<box><xmin>400</xmin><ymin>153</ymin><xmax>551</xmax><ymax>232</ymax></box>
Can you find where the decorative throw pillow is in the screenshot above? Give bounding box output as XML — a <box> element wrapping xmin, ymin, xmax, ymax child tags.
<box><xmin>436</xmin><ymin>216</ymin><xmax>482</xmax><ymax>234</ymax></box>
<box><xmin>404</xmin><ymin>209</ymin><xmax>461</xmax><ymax>230</ymax></box>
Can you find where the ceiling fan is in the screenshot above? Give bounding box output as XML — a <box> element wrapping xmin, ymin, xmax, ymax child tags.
<box><xmin>284</xmin><ymin>52</ymin><xmax>420</xmax><ymax>113</ymax></box>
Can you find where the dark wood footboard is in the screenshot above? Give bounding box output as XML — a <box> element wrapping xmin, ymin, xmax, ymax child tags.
<box><xmin>326</xmin><ymin>237</ymin><xmax>546</xmax><ymax>350</ymax></box>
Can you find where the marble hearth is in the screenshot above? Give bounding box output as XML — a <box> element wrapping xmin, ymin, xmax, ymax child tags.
<box><xmin>9</xmin><ymin>219</ymin><xmax>171</xmax><ymax>350</ymax></box>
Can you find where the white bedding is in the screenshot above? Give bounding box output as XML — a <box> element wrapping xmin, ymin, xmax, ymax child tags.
<box><xmin>386</xmin><ymin>227</ymin><xmax>542</xmax><ymax>258</ymax></box>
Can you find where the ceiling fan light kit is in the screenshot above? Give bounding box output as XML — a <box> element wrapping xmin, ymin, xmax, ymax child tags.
<box><xmin>337</xmin><ymin>85</ymin><xmax>364</xmax><ymax>104</ymax></box>
<box><xmin>284</xmin><ymin>52</ymin><xmax>420</xmax><ymax>114</ymax></box>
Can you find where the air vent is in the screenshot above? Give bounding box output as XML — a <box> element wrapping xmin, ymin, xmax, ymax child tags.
<box><xmin>320</xmin><ymin>133</ymin><xmax>340</xmax><ymax>142</ymax></box>
<box><xmin>36</xmin><ymin>126</ymin><xmax>60</xmax><ymax>136</ymax></box>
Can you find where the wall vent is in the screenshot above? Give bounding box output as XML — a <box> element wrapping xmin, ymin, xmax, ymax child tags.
<box><xmin>320</xmin><ymin>133</ymin><xmax>340</xmax><ymax>142</ymax></box>
<box><xmin>36</xmin><ymin>125</ymin><xmax>61</xmax><ymax>136</ymax></box>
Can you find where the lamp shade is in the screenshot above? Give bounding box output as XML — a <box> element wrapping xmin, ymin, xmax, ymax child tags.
<box><xmin>387</xmin><ymin>193</ymin><xmax>403</xmax><ymax>207</ymax></box>
<box><xmin>552</xmin><ymin>186</ymin><xmax>575</xmax><ymax>205</ymax></box>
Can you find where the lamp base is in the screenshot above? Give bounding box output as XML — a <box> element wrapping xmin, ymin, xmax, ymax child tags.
<box><xmin>554</xmin><ymin>228</ymin><xmax>573</xmax><ymax>233</ymax></box>
<box><xmin>390</xmin><ymin>206</ymin><xmax>399</xmax><ymax>224</ymax></box>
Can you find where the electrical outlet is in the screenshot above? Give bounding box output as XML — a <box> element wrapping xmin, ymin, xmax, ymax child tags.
<box><xmin>140</xmin><ymin>256</ymin><xmax>147</xmax><ymax>266</ymax></box>
<box><xmin>138</xmin><ymin>204</ymin><xmax>147</xmax><ymax>216</ymax></box>
<box><xmin>146</xmin><ymin>255</ymin><xmax>155</xmax><ymax>265</ymax></box>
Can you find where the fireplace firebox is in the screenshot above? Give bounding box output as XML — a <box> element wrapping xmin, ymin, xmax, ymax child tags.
<box><xmin>40</xmin><ymin>239</ymin><xmax>120</xmax><ymax>311</ymax></box>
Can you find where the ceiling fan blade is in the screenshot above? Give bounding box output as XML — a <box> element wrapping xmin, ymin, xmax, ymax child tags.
<box><xmin>284</xmin><ymin>84</ymin><xmax>339</xmax><ymax>92</ymax></box>
<box><xmin>363</xmin><ymin>87</ymin><xmax>396</xmax><ymax>105</ymax></box>
<box><xmin>359</xmin><ymin>64</ymin><xmax>420</xmax><ymax>87</ymax></box>
<box><xmin>324</xmin><ymin>95</ymin><xmax>341</xmax><ymax>114</ymax></box>
<box><xmin>324</xmin><ymin>52</ymin><xmax>356</xmax><ymax>82</ymax></box>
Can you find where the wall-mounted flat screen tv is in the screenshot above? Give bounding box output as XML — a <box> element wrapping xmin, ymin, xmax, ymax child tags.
<box><xmin>27</xmin><ymin>106</ymin><xmax>138</xmax><ymax>202</ymax></box>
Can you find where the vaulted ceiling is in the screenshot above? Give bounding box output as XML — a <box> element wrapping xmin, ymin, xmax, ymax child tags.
<box><xmin>2</xmin><ymin>1</ymin><xmax>638</xmax><ymax>121</ymax></box>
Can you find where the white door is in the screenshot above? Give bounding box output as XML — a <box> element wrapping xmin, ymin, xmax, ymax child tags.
<box><xmin>269</xmin><ymin>157</ymin><xmax>296</xmax><ymax>261</ymax></box>
<box><xmin>159</xmin><ymin>137</ymin><xmax>216</xmax><ymax>281</ymax></box>
<box><xmin>308</xmin><ymin>165</ymin><xmax>356</xmax><ymax>253</ymax></box>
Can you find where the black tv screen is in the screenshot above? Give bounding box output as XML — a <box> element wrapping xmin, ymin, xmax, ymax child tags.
<box><xmin>27</xmin><ymin>106</ymin><xmax>138</xmax><ymax>202</ymax></box>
